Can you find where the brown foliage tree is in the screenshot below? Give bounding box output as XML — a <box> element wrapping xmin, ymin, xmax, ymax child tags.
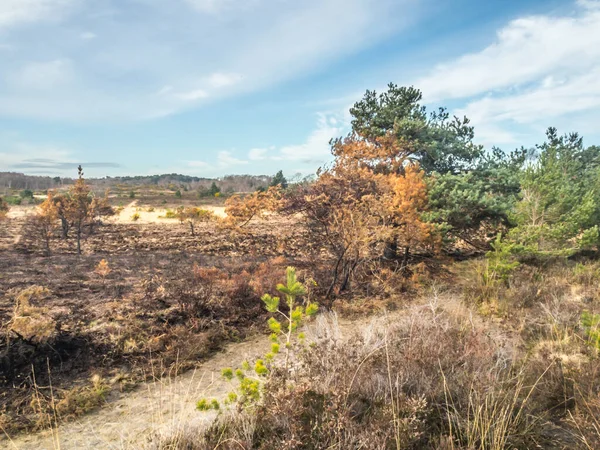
<box><xmin>287</xmin><ymin>133</ymin><xmax>437</xmax><ymax>297</ymax></box>
<box><xmin>23</xmin><ymin>191</ymin><xmax>59</xmax><ymax>255</ymax></box>
<box><xmin>51</xmin><ymin>193</ymin><xmax>71</xmax><ymax>239</ymax></box>
<box><xmin>67</xmin><ymin>166</ymin><xmax>93</xmax><ymax>254</ymax></box>
<box><xmin>0</xmin><ymin>196</ymin><xmax>9</xmax><ymax>220</ymax></box>
<box><xmin>224</xmin><ymin>186</ymin><xmax>282</xmax><ymax>229</ymax></box>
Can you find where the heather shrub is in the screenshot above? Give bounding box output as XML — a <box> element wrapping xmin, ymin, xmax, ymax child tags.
<box><xmin>7</xmin><ymin>286</ymin><xmax>56</xmax><ymax>345</ymax></box>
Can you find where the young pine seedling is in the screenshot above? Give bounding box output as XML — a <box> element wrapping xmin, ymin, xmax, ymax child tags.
<box><xmin>196</xmin><ymin>266</ymin><xmax>318</xmax><ymax>411</ymax></box>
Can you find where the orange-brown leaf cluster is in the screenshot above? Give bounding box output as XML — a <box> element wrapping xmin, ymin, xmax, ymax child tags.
<box><xmin>0</xmin><ymin>196</ymin><xmax>9</xmax><ymax>220</ymax></box>
<box><xmin>224</xmin><ymin>186</ymin><xmax>282</xmax><ymax>229</ymax></box>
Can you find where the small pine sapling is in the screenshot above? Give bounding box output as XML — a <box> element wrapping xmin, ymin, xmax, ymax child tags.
<box><xmin>582</xmin><ymin>311</ymin><xmax>600</xmax><ymax>351</ymax></box>
<box><xmin>196</xmin><ymin>266</ymin><xmax>318</xmax><ymax>412</ymax></box>
<box><xmin>262</xmin><ymin>266</ymin><xmax>318</xmax><ymax>370</ymax></box>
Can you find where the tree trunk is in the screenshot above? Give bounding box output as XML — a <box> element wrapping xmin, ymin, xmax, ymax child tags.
<box><xmin>76</xmin><ymin>222</ymin><xmax>82</xmax><ymax>255</ymax></box>
<box><xmin>44</xmin><ymin>233</ymin><xmax>51</xmax><ymax>257</ymax></box>
<box><xmin>60</xmin><ymin>218</ymin><xmax>69</xmax><ymax>239</ymax></box>
<box><xmin>402</xmin><ymin>246</ymin><xmax>410</xmax><ymax>269</ymax></box>
<box><xmin>383</xmin><ymin>239</ymin><xmax>398</xmax><ymax>260</ymax></box>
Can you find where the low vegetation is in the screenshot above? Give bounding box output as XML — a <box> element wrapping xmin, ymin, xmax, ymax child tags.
<box><xmin>0</xmin><ymin>83</ymin><xmax>599</xmax><ymax>448</ymax></box>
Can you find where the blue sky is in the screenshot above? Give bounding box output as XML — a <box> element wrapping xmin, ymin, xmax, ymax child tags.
<box><xmin>0</xmin><ymin>0</ymin><xmax>599</xmax><ymax>178</ymax></box>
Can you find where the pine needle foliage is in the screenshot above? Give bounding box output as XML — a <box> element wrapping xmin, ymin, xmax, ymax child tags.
<box><xmin>196</xmin><ymin>266</ymin><xmax>318</xmax><ymax>411</ymax></box>
<box><xmin>582</xmin><ymin>311</ymin><xmax>600</xmax><ymax>351</ymax></box>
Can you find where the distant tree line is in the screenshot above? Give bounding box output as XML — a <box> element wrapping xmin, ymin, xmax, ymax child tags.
<box><xmin>0</xmin><ymin>172</ymin><xmax>283</xmax><ymax>195</ymax></box>
<box><xmin>0</xmin><ymin>173</ymin><xmax>71</xmax><ymax>192</ymax></box>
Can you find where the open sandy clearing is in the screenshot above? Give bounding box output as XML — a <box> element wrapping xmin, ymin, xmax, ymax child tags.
<box><xmin>111</xmin><ymin>201</ymin><xmax>227</xmax><ymax>225</ymax></box>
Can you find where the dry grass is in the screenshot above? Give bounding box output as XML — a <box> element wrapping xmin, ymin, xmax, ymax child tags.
<box><xmin>150</xmin><ymin>259</ymin><xmax>600</xmax><ymax>450</ymax></box>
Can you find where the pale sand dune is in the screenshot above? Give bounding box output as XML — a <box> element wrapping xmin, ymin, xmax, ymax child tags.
<box><xmin>111</xmin><ymin>201</ymin><xmax>227</xmax><ymax>224</ymax></box>
<box><xmin>6</xmin><ymin>205</ymin><xmax>37</xmax><ymax>219</ymax></box>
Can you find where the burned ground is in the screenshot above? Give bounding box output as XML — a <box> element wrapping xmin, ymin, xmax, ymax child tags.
<box><xmin>0</xmin><ymin>213</ymin><xmax>316</xmax><ymax>434</ymax></box>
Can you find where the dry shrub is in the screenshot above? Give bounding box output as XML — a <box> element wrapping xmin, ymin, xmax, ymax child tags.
<box><xmin>53</xmin><ymin>374</ymin><xmax>110</xmax><ymax>420</ymax></box>
<box><xmin>570</xmin><ymin>262</ymin><xmax>600</xmax><ymax>287</ymax></box>
<box><xmin>462</xmin><ymin>259</ymin><xmax>575</xmax><ymax>317</ymax></box>
<box><xmin>223</xmin><ymin>186</ymin><xmax>282</xmax><ymax>229</ymax></box>
<box><xmin>570</xmin><ymin>358</ymin><xmax>600</xmax><ymax>448</ymax></box>
<box><xmin>7</xmin><ymin>286</ymin><xmax>56</xmax><ymax>345</ymax></box>
<box><xmin>0</xmin><ymin>196</ymin><xmax>9</xmax><ymax>219</ymax></box>
<box><xmin>248</xmin><ymin>256</ymin><xmax>288</xmax><ymax>297</ymax></box>
<box><xmin>160</xmin><ymin>299</ymin><xmax>534</xmax><ymax>449</ymax></box>
<box><xmin>154</xmin><ymin>261</ymin><xmax>286</xmax><ymax>331</ymax></box>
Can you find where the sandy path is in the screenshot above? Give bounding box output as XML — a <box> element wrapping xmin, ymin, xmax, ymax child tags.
<box><xmin>4</xmin><ymin>310</ymin><xmax>383</xmax><ymax>450</ymax></box>
<box><xmin>4</xmin><ymin>313</ymin><xmax>368</xmax><ymax>450</ymax></box>
<box><xmin>4</xmin><ymin>335</ymin><xmax>271</xmax><ymax>450</ymax></box>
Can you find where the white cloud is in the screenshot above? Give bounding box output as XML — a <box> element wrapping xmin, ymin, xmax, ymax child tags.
<box><xmin>418</xmin><ymin>5</ymin><xmax>600</xmax><ymax>102</ymax></box>
<box><xmin>0</xmin><ymin>0</ymin><xmax>413</xmax><ymax>121</ymax></box>
<box><xmin>217</xmin><ymin>150</ymin><xmax>247</xmax><ymax>167</ymax></box>
<box><xmin>277</xmin><ymin>112</ymin><xmax>344</xmax><ymax>163</ymax></box>
<box><xmin>459</xmin><ymin>69</ymin><xmax>600</xmax><ymax>125</ymax></box>
<box><xmin>0</xmin><ymin>0</ymin><xmax>77</xmax><ymax>29</ymax></box>
<box><xmin>248</xmin><ymin>148</ymin><xmax>268</xmax><ymax>160</ymax></box>
<box><xmin>175</xmin><ymin>88</ymin><xmax>209</xmax><ymax>101</ymax></box>
<box><xmin>183</xmin><ymin>0</ymin><xmax>250</xmax><ymax>14</ymax></box>
<box><xmin>80</xmin><ymin>31</ymin><xmax>97</xmax><ymax>40</ymax></box>
<box><xmin>207</xmin><ymin>72</ymin><xmax>242</xmax><ymax>88</ymax></box>
<box><xmin>0</xmin><ymin>141</ymin><xmax>71</xmax><ymax>167</ymax></box>
<box><xmin>411</xmin><ymin>1</ymin><xmax>600</xmax><ymax>146</ymax></box>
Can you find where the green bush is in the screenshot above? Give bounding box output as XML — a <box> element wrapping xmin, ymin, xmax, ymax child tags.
<box><xmin>582</xmin><ymin>311</ymin><xmax>600</xmax><ymax>351</ymax></box>
<box><xmin>5</xmin><ymin>196</ymin><xmax>22</xmax><ymax>205</ymax></box>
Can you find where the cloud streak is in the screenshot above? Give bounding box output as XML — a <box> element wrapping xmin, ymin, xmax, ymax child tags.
<box><xmin>413</xmin><ymin>0</ymin><xmax>600</xmax><ymax>146</ymax></box>
<box><xmin>0</xmin><ymin>0</ymin><xmax>415</xmax><ymax>121</ymax></box>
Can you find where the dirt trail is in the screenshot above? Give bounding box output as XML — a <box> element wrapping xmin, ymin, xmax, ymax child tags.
<box><xmin>5</xmin><ymin>313</ymin><xmax>372</xmax><ymax>450</ymax></box>
<box><xmin>4</xmin><ymin>335</ymin><xmax>270</xmax><ymax>450</ymax></box>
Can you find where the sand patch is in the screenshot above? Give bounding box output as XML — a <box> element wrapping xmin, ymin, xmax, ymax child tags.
<box><xmin>110</xmin><ymin>201</ymin><xmax>227</xmax><ymax>225</ymax></box>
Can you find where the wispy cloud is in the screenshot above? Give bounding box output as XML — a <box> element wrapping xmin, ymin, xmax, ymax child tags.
<box><xmin>183</xmin><ymin>0</ymin><xmax>251</xmax><ymax>15</ymax></box>
<box><xmin>217</xmin><ymin>150</ymin><xmax>248</xmax><ymax>166</ymax></box>
<box><xmin>0</xmin><ymin>0</ymin><xmax>78</xmax><ymax>29</ymax></box>
<box><xmin>240</xmin><ymin>112</ymin><xmax>346</xmax><ymax>168</ymax></box>
<box><xmin>0</xmin><ymin>0</ymin><xmax>415</xmax><ymax>121</ymax></box>
<box><xmin>12</xmin><ymin>160</ymin><xmax>120</xmax><ymax>170</ymax></box>
<box><xmin>0</xmin><ymin>140</ymin><xmax>120</xmax><ymax>176</ymax></box>
<box><xmin>413</xmin><ymin>0</ymin><xmax>600</xmax><ymax>146</ymax></box>
<box><xmin>248</xmin><ymin>148</ymin><xmax>268</xmax><ymax>161</ymax></box>
<box><xmin>277</xmin><ymin>113</ymin><xmax>343</xmax><ymax>164</ymax></box>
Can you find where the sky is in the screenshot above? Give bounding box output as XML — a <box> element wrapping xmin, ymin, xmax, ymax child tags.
<box><xmin>0</xmin><ymin>0</ymin><xmax>599</xmax><ymax>178</ymax></box>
